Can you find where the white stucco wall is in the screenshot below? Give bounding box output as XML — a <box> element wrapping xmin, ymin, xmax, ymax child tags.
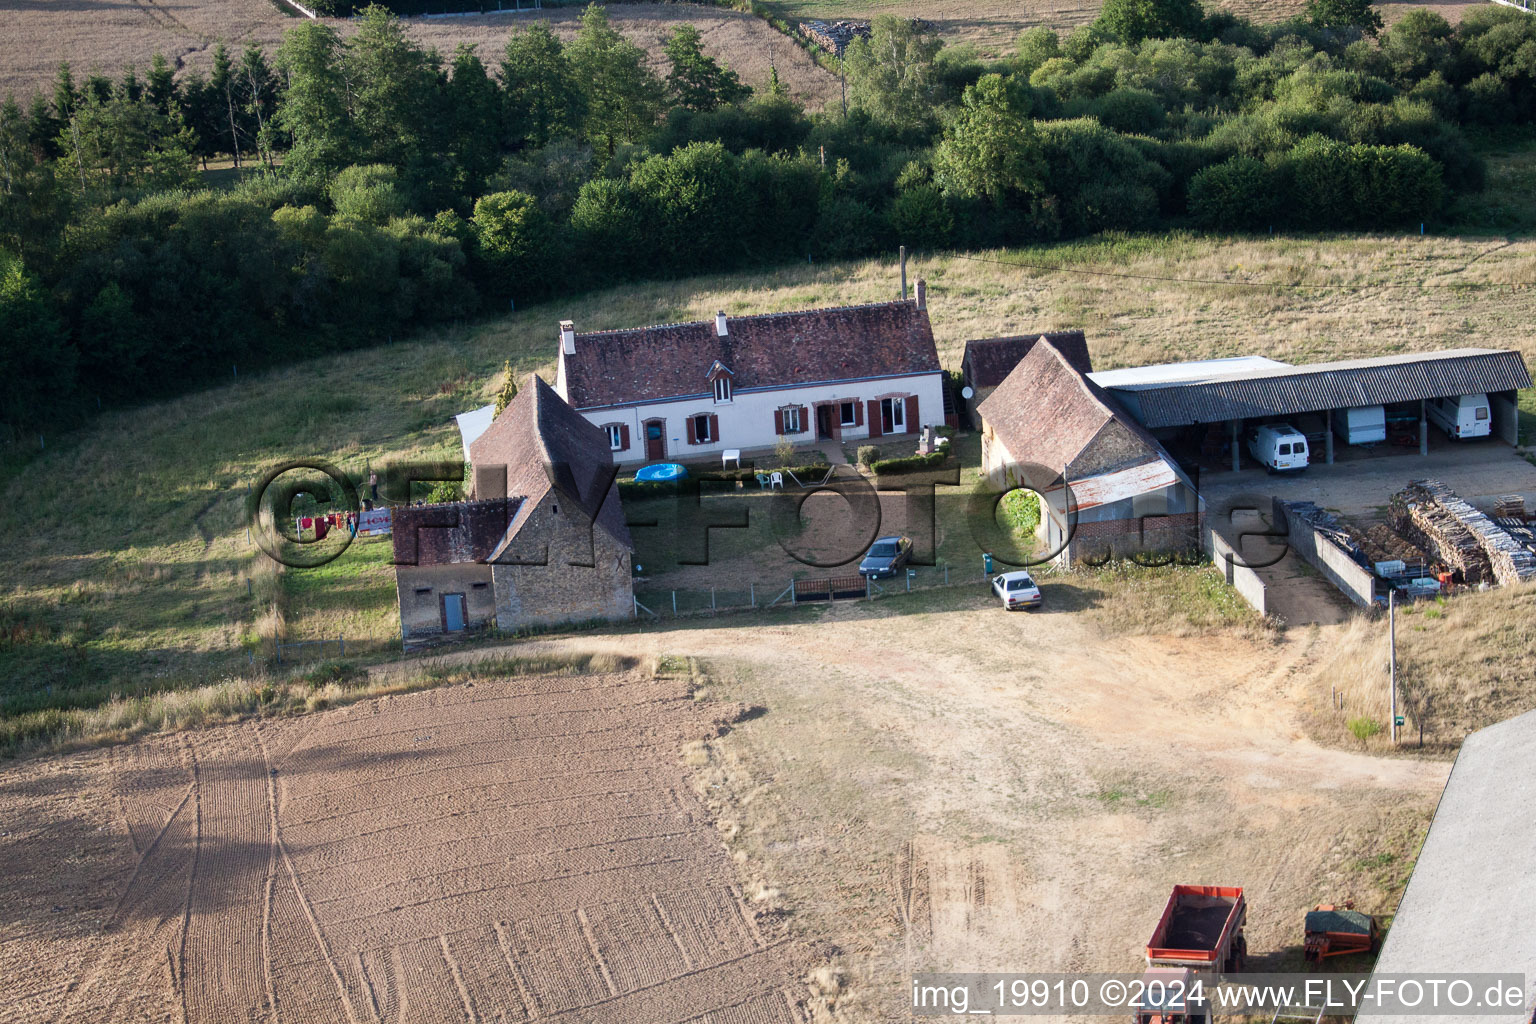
<box><xmin>576</xmin><ymin>372</ymin><xmax>947</xmax><ymax>464</ymax></box>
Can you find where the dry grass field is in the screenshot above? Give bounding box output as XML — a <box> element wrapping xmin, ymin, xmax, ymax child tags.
<box><xmin>0</xmin><ymin>1</ymin><xmax>839</xmax><ymax>109</ymax></box>
<box><xmin>0</xmin><ymin>657</ymin><xmax>812</xmax><ymax>1024</ymax></box>
<box><xmin>0</xmin><ymin>0</ymin><xmax>1490</xmax><ymax>101</ymax></box>
<box><xmin>761</xmin><ymin>0</ymin><xmax>1483</xmax><ymax>53</ymax></box>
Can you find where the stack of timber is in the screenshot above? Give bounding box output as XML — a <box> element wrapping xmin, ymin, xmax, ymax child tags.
<box><xmin>1391</xmin><ymin>480</ymin><xmax>1536</xmax><ymax>586</ymax></box>
<box><xmin>798</xmin><ymin>20</ymin><xmax>870</xmax><ymax>55</ymax></box>
<box><xmin>1348</xmin><ymin>522</ymin><xmax>1429</xmax><ymax>567</ymax></box>
<box><xmin>1494</xmin><ymin>494</ymin><xmax>1526</xmax><ymax>519</ymax></box>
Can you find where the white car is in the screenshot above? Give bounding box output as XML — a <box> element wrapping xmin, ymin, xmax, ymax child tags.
<box><xmin>991</xmin><ymin>570</ymin><xmax>1042</xmax><ymax>610</ymax></box>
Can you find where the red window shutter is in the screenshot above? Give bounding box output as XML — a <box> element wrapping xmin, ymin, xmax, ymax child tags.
<box><xmin>795</xmin><ymin>406</ymin><xmax>806</xmax><ymax>433</ymax></box>
<box><xmin>686</xmin><ymin>416</ymin><xmax>697</xmax><ymax>444</ymax></box>
<box><xmin>619</xmin><ymin>424</ymin><xmax>630</xmax><ymax>449</ymax></box>
<box><xmin>774</xmin><ymin>409</ymin><xmax>784</xmax><ymax>435</ymax></box>
<box><xmin>709</xmin><ymin>414</ymin><xmax>719</xmax><ymax>442</ymax></box>
<box><xmin>854</xmin><ymin>401</ymin><xmax>864</xmax><ymax>427</ymax></box>
<box><xmin>867</xmin><ymin>400</ymin><xmax>882</xmax><ymax>438</ymax></box>
<box><xmin>905</xmin><ymin>395</ymin><xmax>919</xmax><ymax>434</ymax></box>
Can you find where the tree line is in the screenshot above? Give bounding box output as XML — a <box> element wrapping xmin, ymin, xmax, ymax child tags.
<box><xmin>2</xmin><ymin>0</ymin><xmax>1534</xmax><ymax>433</ymax></box>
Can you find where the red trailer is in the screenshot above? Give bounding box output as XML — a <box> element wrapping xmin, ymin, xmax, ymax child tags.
<box><xmin>1146</xmin><ymin>885</ymin><xmax>1248</xmax><ymax>975</ymax></box>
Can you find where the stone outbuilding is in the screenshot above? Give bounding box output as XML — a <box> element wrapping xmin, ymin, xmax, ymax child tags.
<box><xmin>392</xmin><ymin>375</ymin><xmax>633</xmax><ymax>643</ymax></box>
<box><xmin>977</xmin><ymin>338</ymin><xmax>1201</xmax><ymax>566</ymax></box>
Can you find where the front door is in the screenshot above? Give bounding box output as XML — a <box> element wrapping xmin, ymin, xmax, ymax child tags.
<box><xmin>442</xmin><ymin>593</ymin><xmax>466</xmax><ymax>632</ymax></box>
<box><xmin>816</xmin><ymin>404</ymin><xmax>833</xmax><ymax>440</ymax></box>
<box><xmin>644</xmin><ymin>420</ymin><xmax>665</xmax><ymax>460</ymax></box>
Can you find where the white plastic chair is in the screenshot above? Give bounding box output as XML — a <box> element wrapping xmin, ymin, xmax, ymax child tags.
<box><xmin>769</xmin><ymin>472</ymin><xmax>784</xmax><ymax>489</ymax></box>
<box><xmin>722</xmin><ymin>448</ymin><xmax>741</xmax><ymax>469</ymax></box>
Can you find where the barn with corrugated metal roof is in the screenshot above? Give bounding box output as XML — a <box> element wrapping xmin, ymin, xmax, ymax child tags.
<box><xmin>1087</xmin><ymin>348</ymin><xmax>1531</xmax><ymax>471</ymax></box>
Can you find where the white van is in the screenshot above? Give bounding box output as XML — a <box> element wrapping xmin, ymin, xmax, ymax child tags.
<box><xmin>1333</xmin><ymin>405</ymin><xmax>1386</xmax><ymax>445</ymax></box>
<box><xmin>1247</xmin><ymin>422</ymin><xmax>1309</xmax><ymax>472</ymax></box>
<box><xmin>1426</xmin><ymin>393</ymin><xmax>1491</xmax><ymax>439</ymax></box>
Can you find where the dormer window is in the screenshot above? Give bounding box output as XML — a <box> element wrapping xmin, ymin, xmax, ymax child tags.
<box><xmin>706</xmin><ymin>360</ymin><xmax>734</xmax><ymax>404</ymax></box>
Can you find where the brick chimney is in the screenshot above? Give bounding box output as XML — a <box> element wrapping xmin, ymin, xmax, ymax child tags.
<box><xmin>715</xmin><ymin>311</ymin><xmax>728</xmax><ymax>337</ymax></box>
<box><xmin>915</xmin><ymin>279</ymin><xmax>927</xmax><ymax>310</ymax></box>
<box><xmin>559</xmin><ymin>319</ymin><xmax>575</xmax><ymax>355</ymax></box>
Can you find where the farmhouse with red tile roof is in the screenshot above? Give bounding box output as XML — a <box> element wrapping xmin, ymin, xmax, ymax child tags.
<box><xmin>554</xmin><ymin>286</ymin><xmax>948</xmax><ymax>464</ymax></box>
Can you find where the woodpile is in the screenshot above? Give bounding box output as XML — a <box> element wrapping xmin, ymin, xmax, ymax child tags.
<box><xmin>1390</xmin><ymin>479</ymin><xmax>1536</xmax><ymax>587</ymax></box>
<box><xmin>1346</xmin><ymin>522</ymin><xmax>1428</xmax><ymax>567</ymax></box>
<box><xmin>798</xmin><ymin>20</ymin><xmax>870</xmax><ymax>56</ymax></box>
<box><xmin>1495</xmin><ymin>494</ymin><xmax>1526</xmax><ymax>519</ymax></box>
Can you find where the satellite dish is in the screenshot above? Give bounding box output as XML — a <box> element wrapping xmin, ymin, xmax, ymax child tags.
<box><xmin>961</xmin><ymin>386</ymin><xmax>975</xmax><ymax>399</ymax></box>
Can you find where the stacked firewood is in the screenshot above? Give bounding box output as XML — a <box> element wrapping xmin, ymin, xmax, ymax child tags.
<box><xmin>1495</xmin><ymin>494</ymin><xmax>1526</xmax><ymax>519</ymax></box>
<box><xmin>1348</xmin><ymin>522</ymin><xmax>1429</xmax><ymax>567</ymax></box>
<box><xmin>1391</xmin><ymin>480</ymin><xmax>1536</xmax><ymax>586</ymax></box>
<box><xmin>1390</xmin><ymin>481</ymin><xmax>1490</xmax><ymax>584</ymax></box>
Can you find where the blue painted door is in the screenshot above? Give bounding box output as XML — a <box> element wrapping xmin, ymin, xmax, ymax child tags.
<box><xmin>443</xmin><ymin>594</ymin><xmax>466</xmax><ymax>631</ymax></box>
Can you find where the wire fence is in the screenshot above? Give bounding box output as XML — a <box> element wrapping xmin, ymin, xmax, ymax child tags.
<box><xmin>632</xmin><ymin>562</ymin><xmax>1006</xmax><ymax>620</ymax></box>
<box><xmin>275</xmin><ymin>634</ymin><xmax>346</xmax><ymax>663</ymax></box>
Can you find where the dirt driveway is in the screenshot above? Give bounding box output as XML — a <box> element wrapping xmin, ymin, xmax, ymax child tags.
<box><xmin>504</xmin><ymin>591</ymin><xmax>1449</xmax><ymax>1020</ymax></box>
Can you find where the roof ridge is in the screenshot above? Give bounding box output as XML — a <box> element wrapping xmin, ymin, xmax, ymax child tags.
<box><xmin>570</xmin><ymin>298</ymin><xmax>919</xmax><ymax>339</ymax></box>
<box><xmin>526</xmin><ymin>374</ymin><xmax>557</xmax><ymax>472</ymax></box>
<box><xmin>964</xmin><ymin>329</ymin><xmax>1084</xmax><ymax>345</ymax></box>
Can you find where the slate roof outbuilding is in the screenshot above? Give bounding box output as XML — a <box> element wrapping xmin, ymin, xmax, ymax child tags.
<box><xmin>962</xmin><ymin>331</ymin><xmax>1092</xmax><ymax>389</ymax></box>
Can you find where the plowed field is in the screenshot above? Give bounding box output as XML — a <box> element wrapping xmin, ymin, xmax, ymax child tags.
<box><xmin>0</xmin><ymin>670</ymin><xmax>810</xmax><ymax>1024</ymax></box>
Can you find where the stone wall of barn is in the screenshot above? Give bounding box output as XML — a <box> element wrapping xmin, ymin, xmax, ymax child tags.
<box><xmin>491</xmin><ymin>491</ymin><xmax>634</xmax><ymax>630</ymax></box>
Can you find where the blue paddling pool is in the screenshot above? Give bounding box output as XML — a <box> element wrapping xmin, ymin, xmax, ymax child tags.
<box><xmin>635</xmin><ymin>463</ymin><xmax>688</xmax><ymax>482</ymax></box>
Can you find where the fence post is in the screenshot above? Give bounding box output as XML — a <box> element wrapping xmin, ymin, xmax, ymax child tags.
<box><xmin>866</xmin><ymin>578</ymin><xmax>872</xmax><ymax>600</ymax></box>
<box><xmin>711</xmin><ymin>588</ymin><xmax>716</xmax><ymax>612</ymax></box>
<box><xmin>338</xmin><ymin>634</ymin><xmax>344</xmax><ymax>657</ymax></box>
<box><xmin>672</xmin><ymin>591</ymin><xmax>677</xmax><ymax>616</ymax></box>
<box><xmin>790</xmin><ymin>578</ymin><xmax>796</xmax><ymax>606</ymax></box>
<box><xmin>944</xmin><ymin>565</ymin><xmax>949</xmax><ymax>585</ymax></box>
<box><xmin>750</xmin><ymin>582</ymin><xmax>755</xmax><ymax>608</ymax></box>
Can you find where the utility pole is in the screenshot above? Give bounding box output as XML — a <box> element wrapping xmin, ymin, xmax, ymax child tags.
<box><xmin>900</xmin><ymin>245</ymin><xmax>907</xmax><ymax>300</ymax></box>
<box><xmin>1388</xmin><ymin>588</ymin><xmax>1398</xmax><ymax>743</ymax></box>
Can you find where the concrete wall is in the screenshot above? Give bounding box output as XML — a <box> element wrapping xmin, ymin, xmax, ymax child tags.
<box><xmin>1275</xmin><ymin>499</ymin><xmax>1378</xmax><ymax>608</ymax></box>
<box><xmin>491</xmin><ymin>490</ymin><xmax>634</xmax><ymax>629</ymax></box>
<box><xmin>585</xmin><ymin>372</ymin><xmax>947</xmax><ymax>464</ymax></box>
<box><xmin>1202</xmin><ymin>522</ymin><xmax>1268</xmax><ymax>616</ymax></box>
<box><xmin>1491</xmin><ymin>389</ymin><xmax>1520</xmax><ymax>446</ymax></box>
<box><xmin>396</xmin><ymin>562</ymin><xmax>497</xmax><ymax>640</ymax></box>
